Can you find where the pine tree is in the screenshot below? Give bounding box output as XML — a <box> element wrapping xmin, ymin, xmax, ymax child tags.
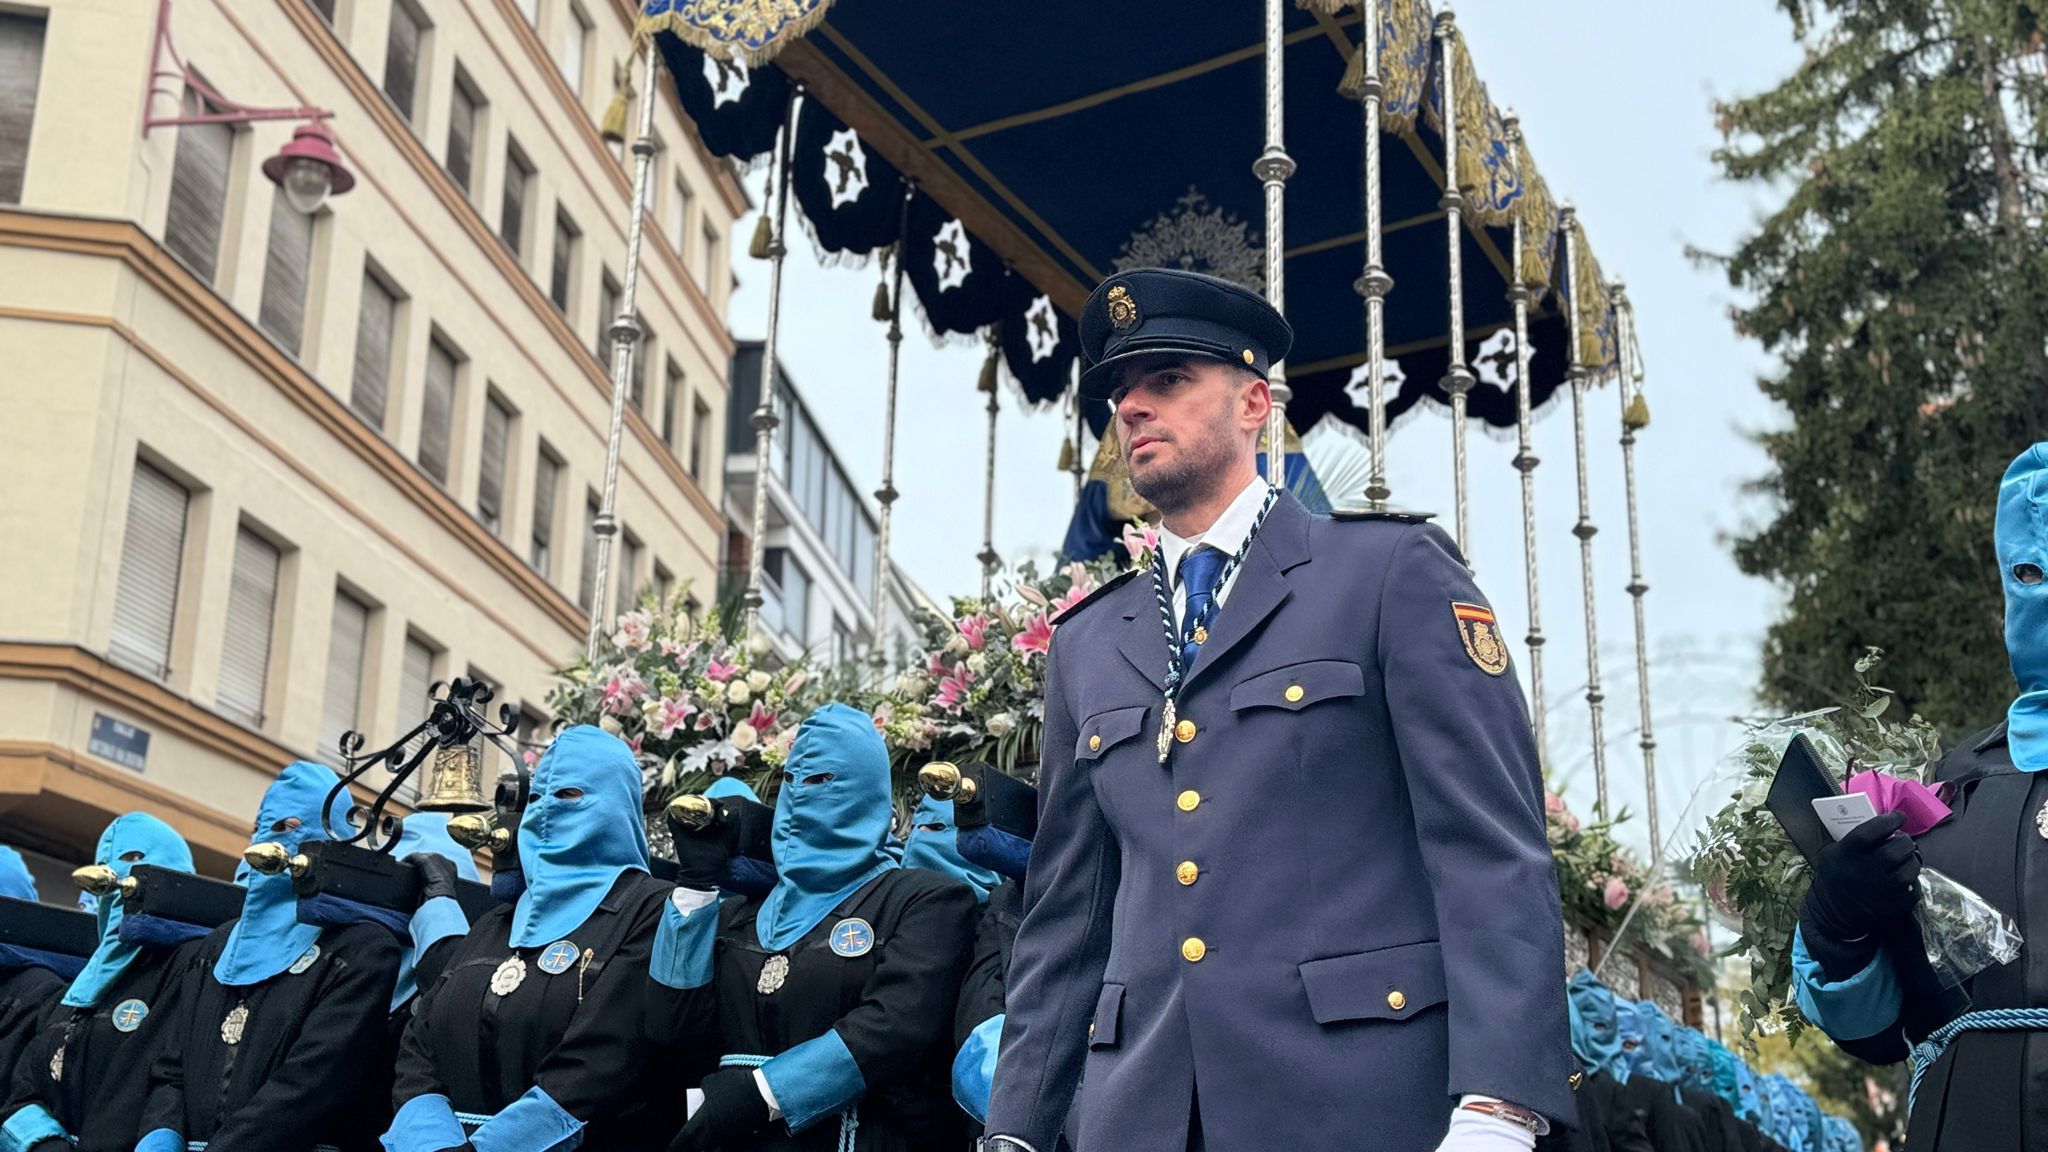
<box><xmin>1708</xmin><ymin>0</ymin><xmax>2048</xmax><ymax>737</ymax></box>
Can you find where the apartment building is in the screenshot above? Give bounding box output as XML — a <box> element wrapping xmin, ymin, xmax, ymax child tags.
<box><xmin>0</xmin><ymin>0</ymin><xmax>745</xmax><ymax>880</ymax></box>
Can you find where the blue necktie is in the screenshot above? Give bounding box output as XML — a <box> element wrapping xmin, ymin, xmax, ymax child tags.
<box><xmin>1178</xmin><ymin>545</ymin><xmax>1226</xmax><ymax>671</ymax></box>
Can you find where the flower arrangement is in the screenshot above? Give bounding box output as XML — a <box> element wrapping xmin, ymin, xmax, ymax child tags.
<box><xmin>1547</xmin><ymin>791</ymin><xmax>1714</xmax><ymax>986</ymax></box>
<box><xmin>1686</xmin><ymin>649</ymin><xmax>1942</xmax><ymax>1047</ymax></box>
<box><xmin>546</xmin><ymin>593</ymin><xmax>821</xmax><ymax>805</ymax></box>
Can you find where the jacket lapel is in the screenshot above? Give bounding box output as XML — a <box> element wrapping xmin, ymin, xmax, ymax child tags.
<box><xmin>1180</xmin><ymin>493</ymin><xmax>1312</xmax><ymax>694</ymax></box>
<box><xmin>1116</xmin><ymin>591</ymin><xmax>1169</xmax><ymax>690</ymax></box>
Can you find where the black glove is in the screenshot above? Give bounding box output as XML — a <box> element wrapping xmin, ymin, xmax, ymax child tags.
<box><xmin>406</xmin><ymin>852</ymin><xmax>462</xmax><ymax>906</ymax></box>
<box><xmin>668</xmin><ymin>798</ymin><xmax>742</xmax><ymax>891</ymax></box>
<box><xmin>1800</xmin><ymin>811</ymin><xmax>1920</xmax><ymax>972</ymax></box>
<box><xmin>667</xmin><ymin>1067</ymin><xmax>772</xmax><ymax>1152</ymax></box>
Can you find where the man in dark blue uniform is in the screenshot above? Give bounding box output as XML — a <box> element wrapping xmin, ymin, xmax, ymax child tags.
<box><xmin>982</xmin><ymin>269</ymin><xmax>1573</xmax><ymax>1152</ymax></box>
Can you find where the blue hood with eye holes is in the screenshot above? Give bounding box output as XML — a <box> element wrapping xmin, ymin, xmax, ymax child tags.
<box><xmin>1998</xmin><ymin>443</ymin><xmax>2048</xmax><ymax>770</ymax></box>
<box><xmin>216</xmin><ymin>761</ymin><xmax>352</xmax><ymax>987</ymax></box>
<box><xmin>756</xmin><ymin>704</ymin><xmax>897</xmax><ymax>952</ymax></box>
<box><xmin>66</xmin><ymin>813</ymin><xmax>195</xmax><ymax>1006</ymax></box>
<box><xmin>901</xmin><ymin>795</ymin><xmax>1000</xmax><ymax>902</ymax></box>
<box><xmin>510</xmin><ymin>726</ymin><xmax>649</xmax><ymax>948</ymax></box>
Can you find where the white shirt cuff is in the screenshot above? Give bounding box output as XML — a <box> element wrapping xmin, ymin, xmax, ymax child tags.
<box><xmin>669</xmin><ymin>886</ymin><xmax>719</xmax><ymax>915</ymax></box>
<box><xmin>753</xmin><ymin>1068</ymin><xmax>782</xmax><ymax>1120</ymax></box>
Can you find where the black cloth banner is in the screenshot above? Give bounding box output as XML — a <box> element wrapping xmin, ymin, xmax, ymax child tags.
<box><xmin>654</xmin><ymin>35</ymin><xmax>791</xmax><ymax>161</ymax></box>
<box><xmin>790</xmin><ymin>101</ymin><xmax>907</xmax><ymax>257</ymax></box>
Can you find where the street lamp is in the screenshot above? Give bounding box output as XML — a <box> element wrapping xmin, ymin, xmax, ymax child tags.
<box><xmin>142</xmin><ymin>0</ymin><xmax>354</xmax><ymax>215</ymax></box>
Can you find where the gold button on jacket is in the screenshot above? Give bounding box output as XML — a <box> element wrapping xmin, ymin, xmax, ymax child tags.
<box><xmin>1176</xmin><ymin>790</ymin><xmax>1201</xmax><ymax>812</ymax></box>
<box><xmin>1176</xmin><ymin>861</ymin><xmax>1199</xmax><ymax>886</ymax></box>
<box><xmin>1386</xmin><ymin>990</ymin><xmax>1407</xmax><ymax>1011</ymax></box>
<box><xmin>1284</xmin><ymin>684</ymin><xmax>1305</xmax><ymax>703</ymax></box>
<box><xmin>1088</xmin><ymin>733</ymin><xmax>1102</xmax><ymax>752</ymax></box>
<box><xmin>1174</xmin><ymin>718</ymin><xmax>1197</xmax><ymax>743</ymax></box>
<box><xmin>1181</xmin><ymin>937</ymin><xmax>1207</xmax><ymax>963</ymax></box>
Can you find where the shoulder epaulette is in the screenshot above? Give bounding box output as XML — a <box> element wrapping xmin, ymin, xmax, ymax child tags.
<box><xmin>1328</xmin><ymin>506</ymin><xmax>1436</xmax><ymax>524</ymax></box>
<box><xmin>1050</xmin><ymin>568</ymin><xmax>1140</xmax><ymax>625</ymax></box>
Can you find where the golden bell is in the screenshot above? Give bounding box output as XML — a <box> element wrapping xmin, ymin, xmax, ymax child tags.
<box><xmin>599</xmin><ymin>60</ymin><xmax>632</xmax><ymax>145</ymax></box>
<box><xmin>71</xmin><ymin>864</ymin><xmax>119</xmax><ymax>896</ymax></box>
<box><xmin>918</xmin><ymin>762</ymin><xmax>975</xmax><ymax>802</ymax></box>
<box><xmin>667</xmin><ymin>793</ymin><xmax>716</xmax><ymax>832</ymax></box>
<box><xmin>416</xmin><ymin>739</ymin><xmax>490</xmax><ymax>813</ymax></box>
<box><xmin>243</xmin><ymin>842</ymin><xmax>310</xmax><ymax>878</ymax></box>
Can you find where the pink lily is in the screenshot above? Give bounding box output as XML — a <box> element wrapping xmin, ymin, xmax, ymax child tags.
<box><xmin>934</xmin><ymin>667</ymin><xmax>975</xmax><ymax>713</ymax></box>
<box><xmin>611</xmin><ymin>610</ymin><xmax>654</xmax><ymax>652</ymax></box>
<box><xmin>599</xmin><ymin>668</ymin><xmax>648</xmax><ymax>715</ymax></box>
<box><xmin>748</xmin><ymin>702</ymin><xmax>778</xmax><ymax>733</ymax></box>
<box><xmin>1120</xmin><ymin>522</ymin><xmax>1160</xmax><ymax>563</ymax></box>
<box><xmin>1012</xmin><ymin>611</ymin><xmax>1053</xmax><ymax>656</ymax></box>
<box><xmin>656</xmin><ymin>696</ymin><xmax>697</xmax><ymax>739</ymax></box>
<box><xmin>704</xmin><ymin>657</ymin><xmax>739</xmax><ymax>683</ymax></box>
<box><xmin>958</xmin><ymin>614</ymin><xmax>989</xmax><ymax>651</ymax></box>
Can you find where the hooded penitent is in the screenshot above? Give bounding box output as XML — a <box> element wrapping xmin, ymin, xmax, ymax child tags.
<box><xmin>386</xmin><ymin>813</ymin><xmax>480</xmax><ymax>1008</ymax></box>
<box><xmin>1997</xmin><ymin>443</ymin><xmax>2048</xmax><ymax>771</ymax></box>
<box><xmin>1674</xmin><ymin>1027</ymin><xmax>1718</xmax><ymax>1094</ymax></box>
<box><xmin>65</xmin><ymin>814</ymin><xmax>195</xmax><ymax>1007</ymax></box>
<box><xmin>1565</xmin><ymin>970</ymin><xmax>1629</xmax><ymax>1081</ymax></box>
<box><xmin>1626</xmin><ymin>1000</ymin><xmax>1685</xmax><ymax>1089</ymax></box>
<box><xmin>215</xmin><ymin>762</ymin><xmax>352</xmax><ymax>987</ymax></box>
<box><xmin>510</xmin><ymin>725</ymin><xmax>649</xmax><ymax>948</ymax></box>
<box><xmin>756</xmin><ymin>703</ymin><xmax>897</xmax><ymax>952</ymax></box>
<box><xmin>900</xmin><ymin>795</ymin><xmax>1001</xmax><ymax>901</ymax></box>
<box><xmin>1707</xmin><ymin>1038</ymin><xmax>1745</xmax><ymax>1113</ymax></box>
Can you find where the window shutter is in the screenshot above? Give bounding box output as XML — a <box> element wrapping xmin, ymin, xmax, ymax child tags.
<box><xmin>351</xmin><ymin>272</ymin><xmax>396</xmax><ymax>428</ymax></box>
<box><xmin>165</xmin><ymin>109</ymin><xmax>232</xmax><ymax>284</ymax></box>
<box><xmin>393</xmin><ymin>634</ymin><xmax>436</xmax><ymax>799</ymax></box>
<box><xmin>501</xmin><ymin>150</ymin><xmax>529</xmax><ymax>256</ymax></box>
<box><xmin>579</xmin><ymin>495</ymin><xmax>599</xmax><ymax>612</ymax></box>
<box><xmin>550</xmin><ymin>214</ymin><xmax>575</xmax><ymax>312</ymax></box>
<box><xmin>595</xmin><ymin>274</ymin><xmax>619</xmax><ymax>360</ymax></box>
<box><xmin>418</xmin><ymin>336</ymin><xmax>457</xmax><ymax>483</ymax></box>
<box><xmin>217</xmin><ymin>528</ymin><xmax>280</xmax><ymax>726</ymax></box>
<box><xmin>559</xmin><ymin>16</ymin><xmax>587</xmax><ymax>95</ymax></box>
<box><xmin>617</xmin><ymin>532</ymin><xmax>639</xmax><ymax>615</ymax></box>
<box><xmin>384</xmin><ymin>3</ymin><xmax>422</xmax><ymax>121</ymax></box>
<box><xmin>319</xmin><ymin>591</ymin><xmax>369</xmax><ymax>761</ymax></box>
<box><xmin>447</xmin><ymin>82</ymin><xmax>476</xmax><ymax>194</ymax></box>
<box><xmin>479</xmin><ymin>393</ymin><xmax>510</xmax><ymax>533</ymax></box>
<box><xmin>308</xmin><ymin>0</ymin><xmax>337</xmax><ymax>23</ymax></box>
<box><xmin>108</xmin><ymin>462</ymin><xmax>190</xmax><ymax>678</ymax></box>
<box><xmin>0</xmin><ymin>12</ymin><xmax>47</xmax><ymax>204</ymax></box>
<box><xmin>258</xmin><ymin>195</ymin><xmax>314</xmax><ymax>356</ymax></box>
<box><xmin>530</xmin><ymin>449</ymin><xmax>558</xmax><ymax>573</ymax></box>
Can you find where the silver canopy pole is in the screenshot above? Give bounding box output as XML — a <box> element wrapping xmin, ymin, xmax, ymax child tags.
<box><xmin>1613</xmin><ymin>284</ymin><xmax>1660</xmax><ymax>854</ymax></box>
<box><xmin>1561</xmin><ymin>204</ymin><xmax>1608</xmax><ymax>820</ymax></box>
<box><xmin>585</xmin><ymin>41</ymin><xmax>661</xmax><ymax>663</ymax></box>
<box><xmin>977</xmin><ymin>331</ymin><xmax>1002</xmax><ymax>599</ymax></box>
<box><xmin>1356</xmin><ymin>2</ymin><xmax>1392</xmax><ymax>509</ymax></box>
<box><xmin>1435</xmin><ymin>7</ymin><xmax>1473</xmax><ymax>554</ymax></box>
<box><xmin>1257</xmin><ymin>0</ymin><xmax>1293</xmax><ymax>488</ymax></box>
<box><xmin>743</xmin><ymin>91</ymin><xmax>798</xmax><ymax>640</ymax></box>
<box><xmin>869</xmin><ymin>185</ymin><xmax>915</xmax><ymax>682</ymax></box>
<box><xmin>1505</xmin><ymin>109</ymin><xmax>1547</xmax><ymax>767</ymax></box>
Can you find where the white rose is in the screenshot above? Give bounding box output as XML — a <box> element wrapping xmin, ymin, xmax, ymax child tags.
<box><xmin>945</xmin><ymin>634</ymin><xmax>971</xmax><ymax>657</ymax></box>
<box><xmin>1736</xmin><ymin>778</ymin><xmax>1770</xmax><ymax>813</ymax></box>
<box><xmin>728</xmin><ymin>681</ymin><xmax>753</xmax><ymax>706</ymax></box>
<box><xmin>702</xmin><ymin>681</ymin><xmax>727</xmax><ymax>703</ymax></box>
<box><xmin>986</xmin><ymin>712</ymin><xmax>1017</xmax><ymax>737</ymax></box>
<box><xmin>729</xmin><ymin>722</ymin><xmax>760</xmax><ymax>752</ymax></box>
<box><xmin>746</xmin><ymin>633</ymin><xmax>771</xmax><ymax>657</ymax></box>
<box><xmin>966</xmin><ymin>653</ymin><xmax>989</xmax><ymax>676</ymax></box>
<box><xmin>747</xmin><ymin>670</ymin><xmax>772</xmax><ymax>693</ymax></box>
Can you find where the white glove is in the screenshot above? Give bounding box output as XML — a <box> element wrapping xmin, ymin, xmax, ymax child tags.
<box><xmin>1432</xmin><ymin>1108</ymin><xmax>1537</xmax><ymax>1152</ymax></box>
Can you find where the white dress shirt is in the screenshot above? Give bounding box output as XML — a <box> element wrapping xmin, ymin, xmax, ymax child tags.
<box><xmin>1156</xmin><ymin>476</ymin><xmax>1274</xmax><ymax>631</ymax></box>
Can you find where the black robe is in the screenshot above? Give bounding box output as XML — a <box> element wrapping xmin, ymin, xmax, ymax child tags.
<box><xmin>0</xmin><ymin>966</ymin><xmax>63</xmax><ymax>1093</ymax></box>
<box><xmin>1617</xmin><ymin>1076</ymin><xmax>1709</xmax><ymax>1152</ymax></box>
<box><xmin>1536</xmin><ymin>1071</ymin><xmax>1654</xmax><ymax>1152</ymax></box>
<box><xmin>4</xmin><ymin>946</ymin><xmax>193</xmax><ymax>1152</ymax></box>
<box><xmin>139</xmin><ymin>921</ymin><xmax>401</xmax><ymax>1151</ymax></box>
<box><xmin>393</xmin><ymin>871</ymin><xmax>705</xmax><ymax>1152</ymax></box>
<box><xmin>1678</xmin><ymin>1087</ymin><xmax>1749</xmax><ymax>1152</ymax></box>
<box><xmin>1803</xmin><ymin>722</ymin><xmax>2045</xmax><ymax>1151</ymax></box>
<box><xmin>710</xmin><ymin>867</ymin><xmax>975</xmax><ymax>1152</ymax></box>
<box><xmin>953</xmin><ymin>879</ymin><xmax>1020</xmax><ymax>1047</ymax></box>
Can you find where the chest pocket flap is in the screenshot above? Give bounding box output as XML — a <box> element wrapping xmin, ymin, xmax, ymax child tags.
<box><xmin>1230</xmin><ymin>660</ymin><xmax>1366</xmax><ymax>713</ymax></box>
<box><xmin>1076</xmin><ymin>706</ymin><xmax>1149</xmax><ymax>763</ymax></box>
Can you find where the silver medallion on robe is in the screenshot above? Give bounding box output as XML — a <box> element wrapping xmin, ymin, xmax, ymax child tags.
<box><xmin>221</xmin><ymin>1003</ymin><xmax>249</xmax><ymax>1045</ymax></box>
<box><xmin>490</xmin><ymin>956</ymin><xmax>528</xmax><ymax>996</ymax></box>
<box><xmin>288</xmin><ymin>944</ymin><xmax>320</xmax><ymax>975</ymax></box>
<box><xmin>2037</xmin><ymin>797</ymin><xmax>2048</xmax><ymax>840</ymax></box>
<box><xmin>757</xmin><ymin>953</ymin><xmax>790</xmax><ymax>995</ymax></box>
<box><xmin>48</xmin><ymin>1046</ymin><xmax>62</xmax><ymax>1082</ymax></box>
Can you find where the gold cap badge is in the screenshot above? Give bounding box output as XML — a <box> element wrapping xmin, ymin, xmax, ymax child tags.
<box><xmin>1242</xmin><ymin>348</ymin><xmax>1255</xmax><ymax>365</ymax></box>
<box><xmin>1106</xmin><ymin>284</ymin><xmax>1139</xmax><ymax>331</ymax></box>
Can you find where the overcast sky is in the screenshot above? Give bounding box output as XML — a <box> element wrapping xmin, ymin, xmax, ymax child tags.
<box><xmin>727</xmin><ymin>1</ymin><xmax>1805</xmax><ymax>862</ymax></box>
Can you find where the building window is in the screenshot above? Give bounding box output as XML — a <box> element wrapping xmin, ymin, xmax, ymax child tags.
<box><xmin>595</xmin><ymin>270</ymin><xmax>619</xmax><ymax>362</ymax></box>
<box><xmin>617</xmin><ymin>529</ymin><xmax>641</xmax><ymax>613</ymax></box>
<box><xmin>630</xmin><ymin>314</ymin><xmax>649</xmax><ymax>412</ymax></box>
<box><xmin>418</xmin><ymin>332</ymin><xmax>459</xmax><ymax>484</ymax></box>
<box><xmin>307</xmin><ymin>0</ymin><xmax>336</xmax><ymax>23</ymax></box>
<box><xmin>164</xmin><ymin>97</ymin><xmax>233</xmax><ymax>284</ymax></box>
<box><xmin>661</xmin><ymin>359</ymin><xmax>683</xmax><ymax>450</ymax></box>
<box><xmin>697</xmin><ymin>219</ymin><xmax>717</xmax><ymax>289</ymax></box>
<box><xmin>515</xmin><ymin>0</ymin><xmax>537</xmax><ymax>24</ymax></box>
<box><xmin>671</xmin><ymin>172</ymin><xmax>692</xmax><ymax>260</ymax></box>
<box><xmin>258</xmin><ymin>194</ymin><xmax>315</xmax><ymax>356</ymax></box>
<box><xmin>383</xmin><ymin>0</ymin><xmax>426</xmax><ymax>123</ymax></box>
<box><xmin>653</xmin><ymin>562</ymin><xmax>673</xmax><ymax>609</ymax></box>
<box><xmin>530</xmin><ymin>443</ymin><xmax>560</xmax><ymax>576</ymax></box>
<box><xmin>558</xmin><ymin>5</ymin><xmax>591</xmax><ymax>97</ymax></box>
<box><xmin>217</xmin><ymin>526</ymin><xmax>281</xmax><ymax>727</ymax></box>
<box><xmin>351</xmin><ymin>266</ymin><xmax>399</xmax><ymax>429</ymax></box>
<box><xmin>399</xmin><ymin>632</ymin><xmax>436</xmax><ymax>733</ymax></box>
<box><xmin>0</xmin><ymin>12</ymin><xmax>47</xmax><ymax>205</ymax></box>
<box><xmin>478</xmin><ymin>389</ymin><xmax>512</xmax><ymax>535</ymax></box>
<box><xmin>549</xmin><ymin>210</ymin><xmax>578</xmax><ymax>314</ymax></box>
<box><xmin>689</xmin><ymin>395</ymin><xmax>711</xmax><ymax>484</ymax></box>
<box><xmin>578</xmin><ymin>492</ymin><xmax>600</xmax><ymax>613</ymax></box>
<box><xmin>501</xmin><ymin>140</ymin><xmax>532</xmax><ymax>259</ymax></box>
<box><xmin>763</xmin><ymin>548</ymin><xmax>808</xmax><ymax>641</ymax></box>
<box><xmin>108</xmin><ymin>460</ymin><xmax>190</xmax><ymax>679</ymax></box>
<box><xmin>319</xmin><ymin>590</ymin><xmax>370</xmax><ymax>760</ymax></box>
<box><xmin>446</xmin><ymin>70</ymin><xmax>481</xmax><ymax>196</ymax></box>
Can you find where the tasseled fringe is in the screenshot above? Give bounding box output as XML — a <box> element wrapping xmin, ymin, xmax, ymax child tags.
<box><xmin>1338</xmin><ymin>44</ymin><xmax>1368</xmax><ymax>101</ymax></box>
<box><xmin>1056</xmin><ymin>437</ymin><xmax>1075</xmax><ymax>473</ymax></box>
<box><xmin>871</xmin><ymin>279</ymin><xmax>893</xmax><ymax>323</ymax></box>
<box><xmin>748</xmin><ymin>214</ymin><xmax>773</xmax><ymax>260</ymax></box>
<box><xmin>599</xmin><ymin>60</ymin><xmax>632</xmax><ymax>145</ymax></box>
<box><xmin>977</xmin><ymin>344</ymin><xmax>1000</xmax><ymax>394</ymax></box>
<box><xmin>1624</xmin><ymin>392</ymin><xmax>1651</xmax><ymax>431</ymax></box>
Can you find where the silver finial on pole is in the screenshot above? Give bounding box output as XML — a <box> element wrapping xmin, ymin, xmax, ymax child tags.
<box><xmin>743</xmin><ymin>91</ymin><xmax>799</xmax><ymax>640</ymax></box>
<box><xmin>1561</xmin><ymin>203</ymin><xmax>1609</xmax><ymax>820</ymax></box>
<box><xmin>1354</xmin><ymin>0</ymin><xmax>1393</xmax><ymax>510</ymax></box>
<box><xmin>585</xmin><ymin>41</ymin><xmax>662</xmax><ymax>663</ymax></box>
<box><xmin>1504</xmin><ymin>108</ymin><xmax>1548</xmax><ymax>767</ymax></box>
<box><xmin>1612</xmin><ymin>283</ymin><xmax>1660</xmax><ymax>854</ymax></box>
<box><xmin>977</xmin><ymin>330</ymin><xmax>1002</xmax><ymax>599</ymax></box>
<box><xmin>1256</xmin><ymin>0</ymin><xmax>1294</xmax><ymax>489</ymax></box>
<box><xmin>870</xmin><ymin>184</ymin><xmax>916</xmax><ymax>683</ymax></box>
<box><xmin>1435</xmin><ymin>8</ymin><xmax>1474</xmax><ymax>557</ymax></box>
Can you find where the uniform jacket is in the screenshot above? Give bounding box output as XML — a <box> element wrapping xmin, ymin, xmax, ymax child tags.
<box><xmin>985</xmin><ymin>493</ymin><xmax>1573</xmax><ymax>1152</ymax></box>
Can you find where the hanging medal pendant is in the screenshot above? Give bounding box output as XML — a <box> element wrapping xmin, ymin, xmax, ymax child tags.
<box><xmin>1157</xmin><ymin>697</ymin><xmax>1177</xmax><ymax>764</ymax></box>
<box><xmin>48</xmin><ymin>1046</ymin><xmax>62</xmax><ymax>1082</ymax></box>
<box><xmin>490</xmin><ymin>956</ymin><xmax>528</xmax><ymax>997</ymax></box>
<box><xmin>2036</xmin><ymin>796</ymin><xmax>2048</xmax><ymax>840</ymax></box>
<box><xmin>757</xmin><ymin>953</ymin><xmax>790</xmax><ymax>994</ymax></box>
<box><xmin>220</xmin><ymin>1003</ymin><xmax>248</xmax><ymax>1046</ymax></box>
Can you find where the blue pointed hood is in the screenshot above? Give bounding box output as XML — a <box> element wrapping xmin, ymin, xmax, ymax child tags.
<box><xmin>215</xmin><ymin>761</ymin><xmax>352</xmax><ymax>987</ymax></box>
<box><xmin>1565</xmin><ymin>970</ymin><xmax>1629</xmax><ymax>1081</ymax></box>
<box><xmin>1997</xmin><ymin>443</ymin><xmax>2048</xmax><ymax>770</ymax></box>
<box><xmin>1707</xmin><ymin>1039</ymin><xmax>1743</xmax><ymax>1111</ymax></box>
<box><xmin>756</xmin><ymin>703</ymin><xmax>896</xmax><ymax>952</ymax></box>
<box><xmin>1735</xmin><ymin>1058</ymin><xmax>1764</xmax><ymax>1126</ymax></box>
<box><xmin>704</xmin><ymin>776</ymin><xmax>762</xmax><ymax>804</ymax></box>
<box><xmin>1626</xmin><ymin>1000</ymin><xmax>1684</xmax><ymax>1084</ymax></box>
<box><xmin>65</xmin><ymin>813</ymin><xmax>194</xmax><ymax>1006</ymax></box>
<box><xmin>901</xmin><ymin>795</ymin><xmax>1000</xmax><ymax>901</ymax></box>
<box><xmin>510</xmin><ymin>726</ymin><xmax>649</xmax><ymax>948</ymax></box>
<box><xmin>0</xmin><ymin>845</ymin><xmax>35</xmax><ymax>900</ymax></box>
<box><xmin>1821</xmin><ymin>1116</ymin><xmax>1862</xmax><ymax>1152</ymax></box>
<box><xmin>1674</xmin><ymin>1027</ymin><xmax>1717</xmax><ymax>1093</ymax></box>
<box><xmin>387</xmin><ymin>813</ymin><xmax>480</xmax><ymax>1007</ymax></box>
